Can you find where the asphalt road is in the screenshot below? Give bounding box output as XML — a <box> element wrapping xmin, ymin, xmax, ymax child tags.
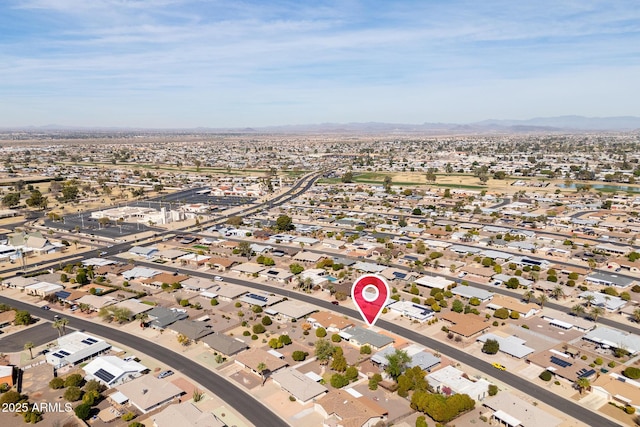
<box><xmin>0</xmin><ymin>295</ymin><xmax>287</xmax><ymax>427</ymax></box>
<box><xmin>126</xmin><ymin>263</ymin><xmax>620</xmax><ymax>427</ymax></box>
<box><xmin>0</xmin><ymin>321</ymin><xmax>62</xmax><ymax>352</ymax></box>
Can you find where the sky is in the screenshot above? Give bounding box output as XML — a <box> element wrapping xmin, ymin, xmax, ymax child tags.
<box><xmin>1</xmin><ymin>0</ymin><xmax>639</xmax><ymax>128</ymax></box>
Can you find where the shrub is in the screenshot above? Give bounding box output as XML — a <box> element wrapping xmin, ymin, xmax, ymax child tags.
<box><xmin>210</xmin><ymin>298</ymin><xmax>219</xmax><ymax>306</ymax></box>
<box><xmin>316</xmin><ymin>327</ymin><xmax>327</xmax><ymax>338</ymax></box>
<box><xmin>49</xmin><ymin>377</ymin><xmax>65</xmax><ymax>389</ymax></box>
<box><xmin>488</xmin><ymin>384</ymin><xmax>498</xmax><ymax>396</ymax></box>
<box><xmin>292</xmin><ymin>351</ymin><xmax>308</xmax><ymax>361</ymax></box>
<box><xmin>360</xmin><ymin>345</ymin><xmax>372</xmax><ymax>355</ymax></box>
<box><xmin>416</xmin><ymin>415</ymin><xmax>428</xmax><ymax>427</ymax></box>
<box><xmin>539</xmin><ymin>370</ymin><xmax>552</xmax><ymax>381</ymax></box>
<box><xmin>122</xmin><ymin>412</ymin><xmax>136</xmax><ymax>421</ymax></box>
<box><xmin>594</xmin><ymin>358</ymin><xmax>603</xmax><ymax>366</ymax></box>
<box><xmin>252</xmin><ymin>324</ymin><xmax>266</xmax><ymax>334</ymax></box>
<box><xmin>331</xmin><ymin>334</ymin><xmax>342</xmax><ymax>343</ymax></box>
<box><xmin>492</xmin><ymin>321</ymin><xmax>499</xmax><ymax>327</ymax></box>
<box><xmin>493</xmin><ymin>308</ymin><xmax>509</xmax><ymax>319</ymax></box>
<box><xmin>330</xmin><ymin>374</ymin><xmax>349</xmax><ymax>388</ymax></box>
<box><xmin>625</xmin><ymin>405</ymin><xmax>636</xmax><ymax>414</ymax></box>
<box><xmin>509</xmin><ymin>311</ymin><xmax>520</xmax><ymax>320</ymax></box>
<box><xmin>289</xmin><ymin>395</ymin><xmax>296</xmax><ymax>402</ymax></box>
<box><xmin>608</xmin><ymin>361</ymin><xmax>616</xmax><ymax>368</ymax></box>
<box><xmin>261</xmin><ymin>315</ymin><xmax>272</xmax><ymax>326</ymax></box>
<box><xmin>624</xmin><ymin>367</ymin><xmax>640</xmax><ymax>379</ymax></box>
<box><xmin>0</xmin><ymin>391</ymin><xmax>25</xmax><ymax>404</ymax></box>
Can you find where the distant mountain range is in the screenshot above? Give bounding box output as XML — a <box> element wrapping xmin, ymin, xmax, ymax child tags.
<box><xmin>4</xmin><ymin>115</ymin><xmax>640</xmax><ymax>134</ymax></box>
<box><xmin>257</xmin><ymin>116</ymin><xmax>640</xmax><ymax>133</ymax></box>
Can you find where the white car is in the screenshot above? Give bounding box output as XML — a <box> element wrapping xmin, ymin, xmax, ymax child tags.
<box><xmin>214</xmin><ymin>276</ymin><xmax>224</xmax><ymax>282</ymax></box>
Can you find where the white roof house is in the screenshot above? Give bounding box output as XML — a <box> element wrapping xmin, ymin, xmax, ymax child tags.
<box><xmin>46</xmin><ymin>331</ymin><xmax>111</xmax><ymax>368</ymax></box>
<box><xmin>115</xmin><ymin>375</ymin><xmax>183</xmax><ymax>414</ymax></box>
<box><xmin>583</xmin><ymin>326</ymin><xmax>640</xmax><ymax>355</ymax></box>
<box><xmin>25</xmin><ymin>281</ymin><xmax>63</xmax><ymax>297</ymax></box>
<box><xmin>271</xmin><ymin>368</ymin><xmax>328</xmax><ymax>404</ymax></box>
<box><xmin>153</xmin><ymin>401</ymin><xmax>225</xmax><ymax>427</ymax></box>
<box><xmin>427</xmin><ymin>365</ymin><xmax>492</xmax><ymax>401</ymax></box>
<box><xmin>415</xmin><ymin>275</ymin><xmax>454</xmax><ymax>290</ymax></box>
<box><xmin>83</xmin><ymin>356</ymin><xmax>148</xmax><ymax>388</ymax></box>
<box><xmin>122</xmin><ymin>267</ymin><xmax>160</xmax><ymax>280</ymax></box>
<box><xmin>476</xmin><ymin>333</ymin><xmax>535</xmax><ymax>359</ymax></box>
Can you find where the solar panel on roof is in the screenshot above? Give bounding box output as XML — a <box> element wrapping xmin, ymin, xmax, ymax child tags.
<box><xmin>550</xmin><ymin>356</ymin><xmax>572</xmax><ymax>368</ymax></box>
<box><xmin>86</xmin><ymin>338</ymin><xmax>98</xmax><ymax>343</ymax></box>
<box><xmin>53</xmin><ymin>353</ymin><xmax>63</xmax><ymax>358</ymax></box>
<box><xmin>579</xmin><ymin>369</ymin><xmax>596</xmax><ymax>378</ymax></box>
<box><xmin>59</xmin><ymin>350</ymin><xmax>70</xmax><ymax>356</ymax></box>
<box><xmin>247</xmin><ymin>293</ymin><xmax>268</xmax><ymax>302</ymax></box>
<box><xmin>94</xmin><ymin>368</ymin><xmax>115</xmax><ymax>383</ymax></box>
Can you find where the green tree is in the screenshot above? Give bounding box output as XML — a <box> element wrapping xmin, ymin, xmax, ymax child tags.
<box><xmin>482</xmin><ymin>339</ymin><xmax>500</xmax><ymax>354</ymax></box>
<box><xmin>14</xmin><ymin>310</ymin><xmax>32</xmax><ymax>326</ymax></box>
<box><xmin>383</xmin><ymin>175</ymin><xmax>392</xmax><ymax>193</ymax></box>
<box><xmin>385</xmin><ymin>349</ymin><xmax>411</xmax><ymax>381</ymax></box>
<box><xmin>451</xmin><ymin>299</ymin><xmax>464</xmax><ymax>313</ymax></box>
<box><xmin>49</xmin><ymin>377</ymin><xmax>64</xmax><ymax>389</ymax></box>
<box><xmin>314</xmin><ymin>339</ymin><xmax>333</xmax><ymax>364</ymax></box>
<box><xmin>274</xmin><ymin>215</ymin><xmax>294</xmax><ymax>231</ymax></box>
<box><xmin>289</xmin><ymin>263</ymin><xmax>304</xmax><ymax>275</ymax></box>
<box><xmin>64</xmin><ymin>373</ymin><xmax>84</xmax><ymax>387</ymax></box>
<box><xmin>25</xmin><ymin>189</ymin><xmax>47</xmax><ymax>210</ymax></box>
<box><xmin>73</xmin><ymin>403</ymin><xmax>91</xmax><ymax>420</ymax></box>
<box><xmin>64</xmin><ymin>386</ymin><xmax>83</xmax><ymax>402</ymax></box>
<box><xmin>341</xmin><ymin>171</ymin><xmax>354</xmax><ymax>183</ymax></box>
<box><xmin>316</xmin><ymin>327</ymin><xmax>327</xmax><ymax>338</ymax></box>
<box><xmin>1</xmin><ymin>193</ymin><xmax>21</xmax><ymax>207</ymax></box>
<box><xmin>330</xmin><ymin>373</ymin><xmax>349</xmax><ymax>388</ymax></box>
<box><xmin>237</xmin><ymin>241</ymin><xmax>252</xmax><ymax>259</ymax></box>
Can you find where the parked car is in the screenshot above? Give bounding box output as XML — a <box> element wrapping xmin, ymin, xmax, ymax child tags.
<box><xmin>214</xmin><ymin>276</ymin><xmax>224</xmax><ymax>282</ymax></box>
<box><xmin>331</xmin><ymin>301</ymin><xmax>340</xmax><ymax>305</ymax></box>
<box><xmin>492</xmin><ymin>363</ymin><xmax>506</xmax><ymax>371</ymax></box>
<box><xmin>158</xmin><ymin>370</ymin><xmax>174</xmax><ymax>379</ymax></box>
<box><xmin>41</xmin><ymin>305</ymin><xmax>51</xmax><ymax>310</ymax></box>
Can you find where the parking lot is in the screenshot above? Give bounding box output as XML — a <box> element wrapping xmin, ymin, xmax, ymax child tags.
<box><xmin>43</xmin><ymin>188</ymin><xmax>257</xmax><ymax>238</ymax></box>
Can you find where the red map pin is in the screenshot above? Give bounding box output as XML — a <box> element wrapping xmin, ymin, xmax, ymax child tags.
<box><xmin>351</xmin><ymin>274</ymin><xmax>390</xmax><ymax>326</ymax></box>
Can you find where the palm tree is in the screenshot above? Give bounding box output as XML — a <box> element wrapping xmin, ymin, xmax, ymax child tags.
<box><xmin>52</xmin><ymin>319</ymin><xmax>64</xmax><ymax>337</ymax></box>
<box><xmin>576</xmin><ymin>377</ymin><xmax>590</xmax><ymax>395</ymax></box>
<box><xmin>590</xmin><ymin>306</ymin><xmax>605</xmax><ymax>323</ymax></box>
<box><xmin>571</xmin><ymin>304</ymin><xmax>586</xmax><ymax>317</ymax></box>
<box><xmin>522</xmin><ymin>290</ymin><xmax>534</xmax><ymax>303</ymax></box>
<box><xmin>24</xmin><ymin>342</ymin><xmax>34</xmax><ymax>359</ymax></box>
<box><xmin>537</xmin><ymin>293</ymin><xmax>549</xmax><ymax>309</ymax></box>
<box><xmin>551</xmin><ymin>285</ymin><xmax>565</xmax><ymax>300</ymax></box>
<box><xmin>136</xmin><ymin>313</ymin><xmax>149</xmax><ymax>329</ymax></box>
<box><xmin>583</xmin><ymin>294</ymin><xmax>596</xmax><ymax>308</ymax></box>
<box><xmin>257</xmin><ymin>362</ymin><xmax>268</xmax><ymax>386</ymax></box>
<box><xmin>52</xmin><ymin>317</ymin><xmax>70</xmax><ymax>336</ymax></box>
